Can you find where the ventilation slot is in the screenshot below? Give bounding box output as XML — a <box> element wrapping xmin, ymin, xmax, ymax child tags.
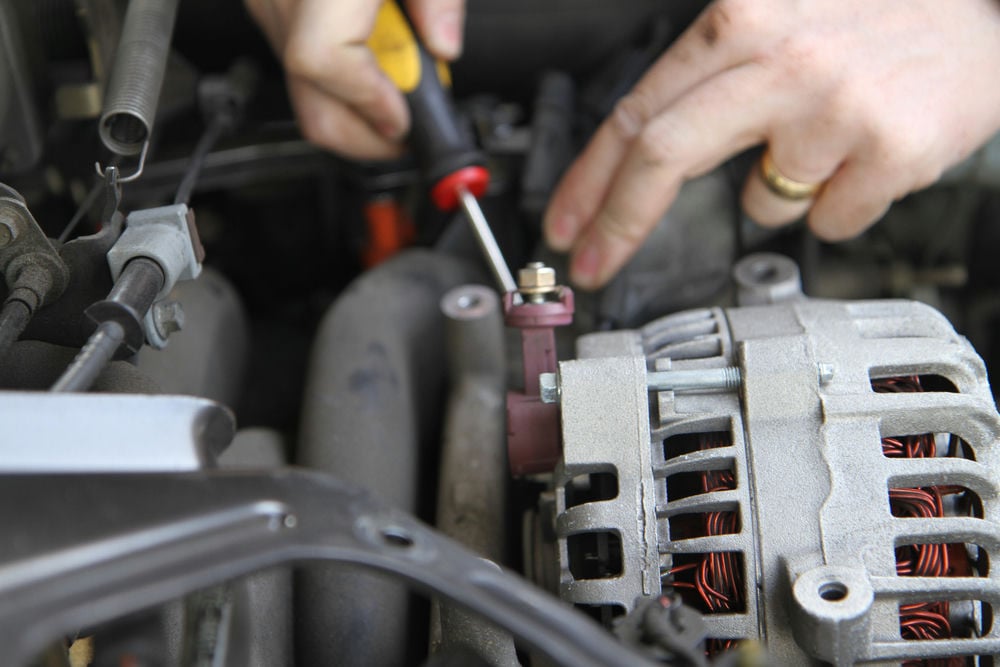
<box><xmin>878</xmin><ymin>374</ymin><xmax>989</xmax><ymax>663</ymax></box>
<box><xmin>662</xmin><ymin>431</ymin><xmax>732</xmax><ymax>461</ymax></box>
<box><xmin>881</xmin><ymin>433</ymin><xmax>976</xmax><ymax>462</ymax></box>
<box><xmin>666</xmin><ymin>551</ymin><xmax>746</xmax><ymax>614</ymax></box>
<box><xmin>898</xmin><ymin>600</ymin><xmax>992</xmax><ymax>645</ymax></box>
<box><xmin>574</xmin><ymin>603</ymin><xmax>626</xmax><ymax>626</ymax></box>
<box><xmin>665</xmin><ymin>461</ymin><xmax>736</xmax><ymax>502</ymax></box>
<box><xmin>567</xmin><ymin>532</ymin><xmax>623</xmax><ymax>580</ymax></box>
<box><xmin>706</xmin><ymin>638</ymin><xmax>744</xmax><ymax>658</ymax></box>
<box><xmin>565</xmin><ymin>471</ymin><xmax>619</xmax><ymax>508</ymax></box>
<box><xmin>890</xmin><ymin>486</ymin><xmax>984</xmax><ymax>520</ymax></box>
<box><xmin>668</xmin><ymin>510</ymin><xmax>740</xmax><ymax>541</ymax></box>
<box><xmin>871</xmin><ymin>374</ymin><xmax>959</xmax><ymax>394</ymax></box>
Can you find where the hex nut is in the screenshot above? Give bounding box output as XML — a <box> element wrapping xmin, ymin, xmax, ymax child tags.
<box><xmin>539</xmin><ymin>372</ymin><xmax>560</xmax><ymax>403</ymax></box>
<box><xmin>518</xmin><ymin>262</ymin><xmax>557</xmax><ymax>296</ymax></box>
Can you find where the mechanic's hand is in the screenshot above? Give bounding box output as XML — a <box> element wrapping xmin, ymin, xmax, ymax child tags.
<box><xmin>245</xmin><ymin>0</ymin><xmax>465</xmax><ymax>159</ymax></box>
<box><xmin>544</xmin><ymin>0</ymin><xmax>1000</xmax><ymax>290</ymax></box>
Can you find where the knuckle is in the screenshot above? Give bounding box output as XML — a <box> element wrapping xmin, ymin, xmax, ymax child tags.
<box><xmin>768</xmin><ymin>35</ymin><xmax>836</xmax><ymax>84</ymax></box>
<box><xmin>714</xmin><ymin>0</ymin><xmax>763</xmax><ymax>35</ymax></box>
<box><xmin>598</xmin><ymin>207</ymin><xmax>647</xmax><ymax>246</ymax></box>
<box><xmin>610</xmin><ymin>91</ymin><xmax>656</xmax><ymax>142</ymax></box>
<box><xmin>283</xmin><ymin>40</ymin><xmax>321</xmax><ymax>81</ymax></box>
<box><xmin>634</xmin><ymin>121</ymin><xmax>685</xmax><ymax>170</ymax></box>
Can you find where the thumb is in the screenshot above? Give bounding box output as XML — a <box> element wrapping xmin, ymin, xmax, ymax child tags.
<box><xmin>405</xmin><ymin>0</ymin><xmax>466</xmax><ymax>61</ymax></box>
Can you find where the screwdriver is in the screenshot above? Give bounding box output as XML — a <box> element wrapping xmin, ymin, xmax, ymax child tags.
<box><xmin>368</xmin><ymin>1</ymin><xmax>517</xmax><ymax>294</ymax></box>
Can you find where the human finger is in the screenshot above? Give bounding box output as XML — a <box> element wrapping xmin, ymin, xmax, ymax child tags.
<box><xmin>289</xmin><ymin>79</ymin><xmax>405</xmax><ymax>160</ymax></box>
<box><xmin>568</xmin><ymin>62</ymin><xmax>774</xmax><ymax>289</ymax></box>
<box><xmin>741</xmin><ymin>131</ymin><xmax>850</xmax><ymax>228</ymax></box>
<box><xmin>405</xmin><ymin>0</ymin><xmax>466</xmax><ymax>60</ymax></box>
<box><xmin>544</xmin><ymin>0</ymin><xmax>772</xmax><ymax>252</ymax></box>
<box><xmin>806</xmin><ymin>158</ymin><xmax>906</xmax><ymax>241</ymax></box>
<box><xmin>284</xmin><ymin>0</ymin><xmax>410</xmax><ymax>140</ymax></box>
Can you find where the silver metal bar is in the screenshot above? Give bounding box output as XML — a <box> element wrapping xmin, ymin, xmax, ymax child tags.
<box><xmin>457</xmin><ymin>185</ymin><xmax>517</xmax><ymax>295</ymax></box>
<box><xmin>647</xmin><ymin>367</ymin><xmax>742</xmax><ymax>392</ymax></box>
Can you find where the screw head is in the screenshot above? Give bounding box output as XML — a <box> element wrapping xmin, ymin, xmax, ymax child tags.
<box><xmin>152</xmin><ymin>300</ymin><xmax>185</xmax><ymax>338</ymax></box>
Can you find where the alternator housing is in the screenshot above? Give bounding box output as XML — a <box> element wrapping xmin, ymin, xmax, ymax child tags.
<box><xmin>551</xmin><ymin>287</ymin><xmax>1000</xmax><ymax>664</ymax></box>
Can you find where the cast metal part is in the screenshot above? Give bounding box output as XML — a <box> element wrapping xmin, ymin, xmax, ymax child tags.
<box><xmin>0</xmin><ymin>470</ymin><xmax>659</xmax><ymax>667</ymax></box>
<box><xmin>108</xmin><ymin>203</ymin><xmax>204</xmax><ymax>348</ymax></box>
<box><xmin>552</xmin><ymin>279</ymin><xmax>1000</xmax><ymax>663</ymax></box>
<box><xmin>98</xmin><ymin>0</ymin><xmax>180</xmax><ymax>157</ymax></box>
<box><xmin>0</xmin><ymin>188</ymin><xmax>70</xmax><ymax>311</ymax></box>
<box><xmin>0</xmin><ymin>392</ymin><xmax>233</xmax><ymax>471</ymax></box>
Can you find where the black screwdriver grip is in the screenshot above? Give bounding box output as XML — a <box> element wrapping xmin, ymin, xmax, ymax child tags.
<box><xmin>405</xmin><ymin>48</ymin><xmax>485</xmax><ymax>187</ymax></box>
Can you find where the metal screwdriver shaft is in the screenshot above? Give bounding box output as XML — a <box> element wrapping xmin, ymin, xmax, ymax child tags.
<box><xmin>457</xmin><ymin>185</ymin><xmax>517</xmax><ymax>294</ymax></box>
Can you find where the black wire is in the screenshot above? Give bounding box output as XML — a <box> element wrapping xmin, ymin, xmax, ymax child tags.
<box><xmin>0</xmin><ymin>300</ymin><xmax>31</xmax><ymax>360</ymax></box>
<box><xmin>50</xmin><ymin>320</ymin><xmax>125</xmax><ymax>392</ymax></box>
<box><xmin>174</xmin><ymin>116</ymin><xmax>226</xmax><ymax>205</ymax></box>
<box><xmin>58</xmin><ymin>180</ymin><xmax>104</xmax><ymax>244</ymax></box>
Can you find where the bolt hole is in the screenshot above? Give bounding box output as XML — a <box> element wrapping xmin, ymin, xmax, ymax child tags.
<box><xmin>381</xmin><ymin>526</ymin><xmax>415</xmax><ymax>548</ymax></box>
<box><xmin>818</xmin><ymin>581</ymin><xmax>848</xmax><ymax>602</ymax></box>
<box><xmin>749</xmin><ymin>261</ymin><xmax>780</xmax><ymax>284</ymax></box>
<box><xmin>456</xmin><ymin>294</ymin><xmax>482</xmax><ymax>310</ymax></box>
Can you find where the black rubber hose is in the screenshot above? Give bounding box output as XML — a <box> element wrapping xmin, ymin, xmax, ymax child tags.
<box><xmin>50</xmin><ymin>319</ymin><xmax>126</xmax><ymax>392</ymax></box>
<box><xmin>0</xmin><ymin>300</ymin><xmax>31</xmax><ymax>359</ymax></box>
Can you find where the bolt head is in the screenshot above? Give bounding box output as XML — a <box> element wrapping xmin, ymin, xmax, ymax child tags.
<box><xmin>152</xmin><ymin>300</ymin><xmax>185</xmax><ymax>338</ymax></box>
<box><xmin>518</xmin><ymin>263</ymin><xmax>557</xmax><ymax>293</ymax></box>
<box><xmin>539</xmin><ymin>372</ymin><xmax>560</xmax><ymax>403</ymax></box>
<box><xmin>0</xmin><ymin>217</ymin><xmax>18</xmax><ymax>249</ymax></box>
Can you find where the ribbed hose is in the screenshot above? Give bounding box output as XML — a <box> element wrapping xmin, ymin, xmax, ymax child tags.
<box><xmin>0</xmin><ymin>300</ymin><xmax>31</xmax><ymax>360</ymax></box>
<box><xmin>51</xmin><ymin>320</ymin><xmax>125</xmax><ymax>392</ymax></box>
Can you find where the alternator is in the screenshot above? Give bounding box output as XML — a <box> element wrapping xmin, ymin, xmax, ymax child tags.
<box><xmin>543</xmin><ymin>254</ymin><xmax>1000</xmax><ymax>665</ymax></box>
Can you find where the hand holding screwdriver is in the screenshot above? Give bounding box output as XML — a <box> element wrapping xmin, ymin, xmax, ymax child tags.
<box><xmin>244</xmin><ymin>0</ymin><xmax>467</xmax><ymax>160</ymax></box>
<box><xmin>368</xmin><ymin>0</ymin><xmax>517</xmax><ymax>294</ymax></box>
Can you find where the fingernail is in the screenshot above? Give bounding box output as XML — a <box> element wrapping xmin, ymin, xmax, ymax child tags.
<box><xmin>546</xmin><ymin>212</ymin><xmax>578</xmax><ymax>251</ymax></box>
<box><xmin>570</xmin><ymin>239</ymin><xmax>602</xmax><ymax>290</ymax></box>
<box><xmin>433</xmin><ymin>10</ymin><xmax>462</xmax><ymax>59</ymax></box>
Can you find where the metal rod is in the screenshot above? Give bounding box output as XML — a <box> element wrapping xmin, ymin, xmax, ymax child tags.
<box><xmin>456</xmin><ymin>185</ymin><xmax>517</xmax><ymax>294</ymax></box>
<box><xmin>646</xmin><ymin>367</ymin><xmax>743</xmax><ymax>392</ymax></box>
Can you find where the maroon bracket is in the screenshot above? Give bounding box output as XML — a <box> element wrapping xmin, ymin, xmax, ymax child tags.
<box><xmin>504</xmin><ymin>288</ymin><xmax>574</xmax><ymax>475</ymax></box>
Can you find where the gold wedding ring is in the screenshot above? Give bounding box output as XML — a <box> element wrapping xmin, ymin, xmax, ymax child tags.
<box><xmin>759</xmin><ymin>149</ymin><xmax>824</xmax><ymax>201</ymax></box>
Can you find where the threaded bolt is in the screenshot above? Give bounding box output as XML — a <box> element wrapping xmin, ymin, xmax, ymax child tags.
<box><xmin>647</xmin><ymin>367</ymin><xmax>742</xmax><ymax>393</ymax></box>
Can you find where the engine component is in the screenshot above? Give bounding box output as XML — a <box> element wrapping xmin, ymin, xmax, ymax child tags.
<box><xmin>0</xmin><ymin>1</ymin><xmax>43</xmax><ymax>172</ymax></box>
<box><xmin>0</xmin><ymin>468</ymin><xmax>660</xmax><ymax>667</ymax></box>
<box><xmin>506</xmin><ymin>262</ymin><xmax>575</xmax><ymax>475</ymax></box>
<box><xmin>543</xmin><ymin>254</ymin><xmax>1000</xmax><ymax>664</ymax></box>
<box><xmin>433</xmin><ymin>284</ymin><xmax>518</xmax><ymax>665</ymax></box>
<box><xmin>108</xmin><ymin>202</ymin><xmax>205</xmax><ymax>348</ymax></box>
<box><xmin>98</xmin><ymin>0</ymin><xmax>180</xmax><ymax>158</ymax></box>
<box><xmin>0</xmin><ymin>184</ymin><xmax>70</xmax><ymax>356</ymax></box>
<box><xmin>295</xmin><ymin>249</ymin><xmax>483</xmax><ymax>665</ymax></box>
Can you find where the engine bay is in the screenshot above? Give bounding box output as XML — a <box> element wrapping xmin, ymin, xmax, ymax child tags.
<box><xmin>3</xmin><ymin>1</ymin><xmax>1000</xmax><ymax>665</ymax></box>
